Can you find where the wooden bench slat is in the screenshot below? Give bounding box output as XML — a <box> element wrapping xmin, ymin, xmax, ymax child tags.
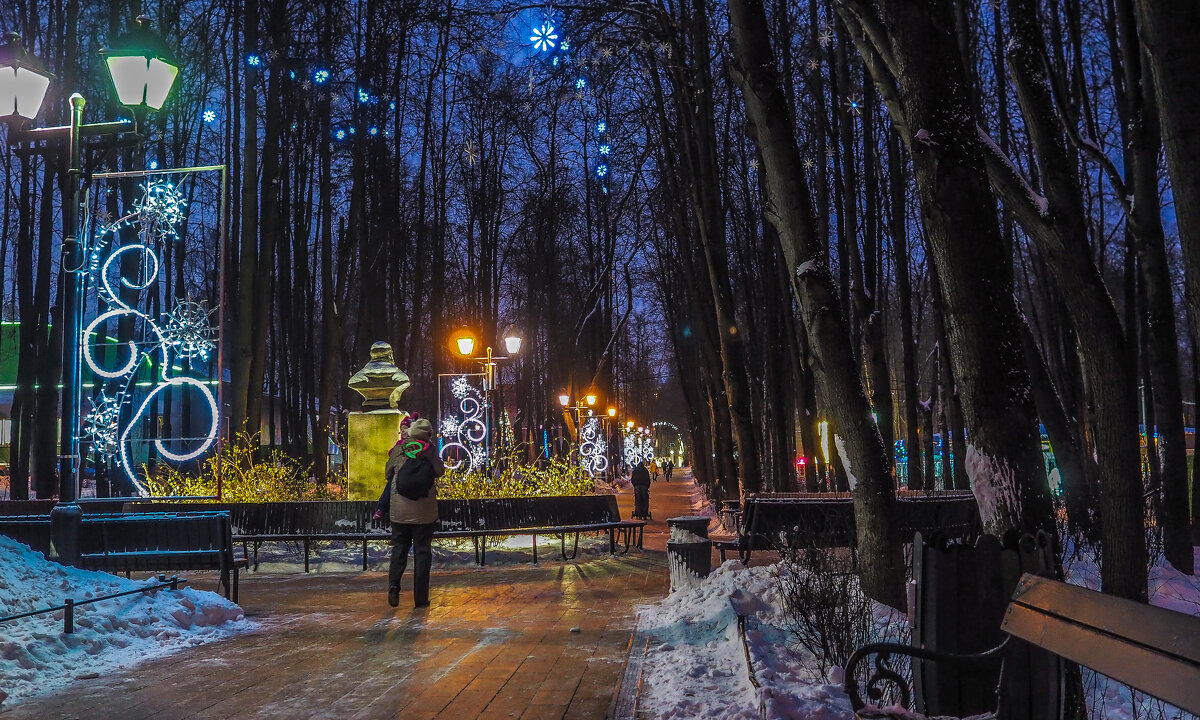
<box><xmin>1007</xmin><ymin>574</ymin><xmax>1200</xmax><ymax>665</ymax></box>
<box><xmin>1003</xmin><ymin>601</ymin><xmax>1200</xmax><ymax>714</ymax></box>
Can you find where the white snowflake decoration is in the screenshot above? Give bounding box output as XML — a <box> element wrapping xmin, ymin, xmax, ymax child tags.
<box><xmin>162</xmin><ymin>299</ymin><xmax>216</xmax><ymax>361</ymax></box>
<box><xmin>135</xmin><ymin>181</ymin><xmax>188</xmax><ymax>242</ymax></box>
<box><xmin>451</xmin><ymin>376</ymin><xmax>472</xmax><ymax>399</ymax></box>
<box><xmin>83</xmin><ymin>393</ymin><xmax>122</xmax><ymax>456</ymax></box>
<box><xmin>530</xmin><ymin>23</ymin><xmax>558</xmax><ymax>52</ymax></box>
<box><xmin>818</xmin><ymin>26</ymin><xmax>834</xmax><ymax>47</ymax></box>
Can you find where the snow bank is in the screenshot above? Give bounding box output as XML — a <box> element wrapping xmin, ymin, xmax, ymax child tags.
<box><xmin>637</xmin><ymin>560</ymin><xmax>856</xmax><ymax>720</ymax></box>
<box><xmin>0</xmin><ymin>535</ymin><xmax>253</xmax><ymax>706</ymax></box>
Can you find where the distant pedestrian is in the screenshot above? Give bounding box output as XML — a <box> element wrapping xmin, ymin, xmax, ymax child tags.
<box><xmin>649</xmin><ymin>459</ymin><xmax>659</xmax><ymax>482</ymax></box>
<box><xmin>374</xmin><ymin>417</ymin><xmax>443</xmax><ymax>609</ymax></box>
<box><xmin>631</xmin><ymin>460</ymin><xmax>652</xmax><ymax>520</ymax></box>
<box><xmin>663</xmin><ymin>459</ymin><xmax>674</xmax><ymax>482</ymax></box>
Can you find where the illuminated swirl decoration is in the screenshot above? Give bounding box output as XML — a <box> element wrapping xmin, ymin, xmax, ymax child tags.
<box><xmin>579</xmin><ymin>417</ymin><xmax>608</xmax><ymax>477</ymax></box>
<box><xmin>81</xmin><ymin>180</ymin><xmax>218</xmax><ymax>496</ymax></box>
<box><xmin>439</xmin><ymin>375</ymin><xmax>487</xmax><ymax>471</ymax></box>
<box><xmin>623</xmin><ymin>432</ymin><xmax>654</xmax><ymax>465</ymax></box>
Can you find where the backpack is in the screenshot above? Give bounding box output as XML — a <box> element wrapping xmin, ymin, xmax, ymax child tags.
<box><xmin>394</xmin><ymin>455</ymin><xmax>436</xmax><ymax>501</ymax></box>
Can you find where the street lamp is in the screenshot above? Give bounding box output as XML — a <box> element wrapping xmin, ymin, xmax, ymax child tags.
<box><xmin>450</xmin><ymin>324</ymin><xmax>523</xmax><ymax>460</ymax></box>
<box><xmin>2</xmin><ymin>17</ymin><xmax>180</xmax><ymax>564</ymax></box>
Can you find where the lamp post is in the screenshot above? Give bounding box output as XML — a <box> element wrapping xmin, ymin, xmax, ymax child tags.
<box><xmin>1</xmin><ymin>19</ymin><xmax>180</xmax><ymax>563</ymax></box>
<box><xmin>450</xmin><ymin>324</ymin><xmax>523</xmax><ymax>462</ymax></box>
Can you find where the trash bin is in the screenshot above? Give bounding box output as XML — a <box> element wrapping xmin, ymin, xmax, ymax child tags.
<box><xmin>667</xmin><ymin>516</ymin><xmax>712</xmax><ymax>591</ymax></box>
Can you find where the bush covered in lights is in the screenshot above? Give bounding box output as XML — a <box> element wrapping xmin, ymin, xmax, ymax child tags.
<box><xmin>142</xmin><ymin>433</ymin><xmax>344</xmax><ymax>502</ymax></box>
<box><xmin>437</xmin><ymin>451</ymin><xmax>594</xmax><ymax>500</ymax></box>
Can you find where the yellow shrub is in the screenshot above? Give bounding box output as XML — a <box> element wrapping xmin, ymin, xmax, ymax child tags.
<box><xmin>437</xmin><ymin>451</ymin><xmax>595</xmax><ymax>499</ymax></box>
<box><xmin>142</xmin><ymin>433</ymin><xmax>344</xmax><ymax>502</ymax></box>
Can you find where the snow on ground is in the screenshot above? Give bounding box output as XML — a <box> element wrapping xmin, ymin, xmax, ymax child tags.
<box><xmin>637</xmin><ymin>560</ymin><xmax>860</xmax><ymax>720</ymax></box>
<box><xmin>0</xmin><ymin>535</ymin><xmax>253</xmax><ymax>706</ymax></box>
<box><xmin>637</xmin><ymin>545</ymin><xmax>1200</xmax><ymax>720</ymax></box>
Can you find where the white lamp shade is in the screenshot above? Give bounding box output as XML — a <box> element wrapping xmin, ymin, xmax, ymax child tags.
<box><xmin>0</xmin><ymin>65</ymin><xmax>50</xmax><ymax>118</ymax></box>
<box><xmin>106</xmin><ymin>55</ymin><xmax>178</xmax><ymax>110</ymax></box>
<box><xmin>455</xmin><ymin>336</ymin><xmax>475</xmax><ymax>357</ymax></box>
<box><xmin>504</xmin><ymin>334</ymin><xmax>522</xmax><ymax>355</ymax></box>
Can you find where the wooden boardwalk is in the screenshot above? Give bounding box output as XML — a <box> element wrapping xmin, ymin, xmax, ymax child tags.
<box><xmin>2</xmin><ymin>475</ymin><xmax>704</xmax><ymax>719</ymax></box>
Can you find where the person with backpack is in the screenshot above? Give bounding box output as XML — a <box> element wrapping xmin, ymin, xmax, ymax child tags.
<box><xmin>374</xmin><ymin>417</ymin><xmax>443</xmax><ymax>608</ymax></box>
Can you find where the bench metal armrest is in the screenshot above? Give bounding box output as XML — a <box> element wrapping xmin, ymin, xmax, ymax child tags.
<box><xmin>843</xmin><ymin>637</ymin><xmax>1011</xmax><ymax>712</ymax></box>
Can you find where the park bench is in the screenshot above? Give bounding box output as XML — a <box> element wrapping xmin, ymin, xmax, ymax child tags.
<box><xmin>712</xmin><ymin>492</ymin><xmax>979</xmax><ymax>562</ymax></box>
<box><xmin>124</xmin><ymin>495</ymin><xmax>645</xmax><ymax>570</ymax></box>
<box><xmin>434</xmin><ymin>495</ymin><xmax>645</xmax><ymax>565</ymax></box>
<box><xmin>843</xmin><ymin>531</ymin><xmax>1200</xmax><ymax>719</ymax></box>
<box><xmin>0</xmin><ymin>511</ymin><xmax>246</xmax><ymax>602</ymax></box>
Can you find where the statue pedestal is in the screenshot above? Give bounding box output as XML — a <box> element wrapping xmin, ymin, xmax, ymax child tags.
<box><xmin>347</xmin><ymin>410</ymin><xmax>402</xmax><ymax>500</ymax></box>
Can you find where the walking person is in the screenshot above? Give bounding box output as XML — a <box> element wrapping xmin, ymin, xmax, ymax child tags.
<box><xmin>374</xmin><ymin>417</ymin><xmax>443</xmax><ymax>609</ymax></box>
<box><xmin>631</xmin><ymin>460</ymin><xmax>652</xmax><ymax>520</ymax></box>
<box><xmin>649</xmin><ymin>459</ymin><xmax>659</xmax><ymax>483</ymax></box>
<box><xmin>663</xmin><ymin>459</ymin><xmax>674</xmax><ymax>482</ymax></box>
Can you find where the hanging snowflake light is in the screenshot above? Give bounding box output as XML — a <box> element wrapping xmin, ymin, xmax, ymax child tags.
<box><xmin>845</xmin><ymin>94</ymin><xmax>863</xmax><ymax>116</ymax></box>
<box><xmin>451</xmin><ymin>376</ymin><xmax>472</xmax><ymax>399</ymax></box>
<box><xmin>246</xmin><ymin>54</ymin><xmax>261</xmax><ymax>67</ymax></box>
<box><xmin>463</xmin><ymin>139</ymin><xmax>478</xmax><ymax>167</ymax></box>
<box><xmin>818</xmin><ymin>26</ymin><xmax>834</xmax><ymax>47</ymax></box>
<box><xmin>595</xmin><ymin>163</ymin><xmax>609</xmax><ymax>178</ymax></box>
<box><xmin>596</xmin><ymin>120</ymin><xmax>607</xmax><ymax>134</ymax></box>
<box><xmin>575</xmin><ymin>77</ymin><xmax>587</xmax><ymax>90</ymax></box>
<box><xmin>135</xmin><ymin>181</ymin><xmax>188</xmax><ymax>242</ymax></box>
<box><xmin>807</xmin><ymin>57</ymin><xmax>821</xmax><ymax>71</ymax></box>
<box><xmin>313</xmin><ymin>68</ymin><xmax>330</xmax><ymax>84</ymax></box>
<box><xmin>162</xmin><ymin>299</ymin><xmax>216</xmax><ymax>362</ymax></box>
<box><xmin>82</xmin><ymin>393</ymin><xmax>122</xmax><ymax>457</ymax></box>
<box><xmin>357</xmin><ymin>88</ymin><xmax>371</xmax><ymax>103</ymax></box>
<box><xmin>530</xmin><ymin>23</ymin><xmax>558</xmax><ymax>52</ymax></box>
<box><xmin>203</xmin><ymin>110</ymin><xmax>216</xmax><ymax>123</ymax></box>
<box><xmin>598</xmin><ymin>144</ymin><xmax>611</xmax><ymax>156</ymax></box>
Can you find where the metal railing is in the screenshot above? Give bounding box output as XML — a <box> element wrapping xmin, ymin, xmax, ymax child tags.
<box><xmin>0</xmin><ymin>575</ymin><xmax>187</xmax><ymax>634</ymax></box>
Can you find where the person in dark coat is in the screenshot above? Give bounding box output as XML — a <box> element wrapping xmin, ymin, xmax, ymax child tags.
<box><xmin>630</xmin><ymin>461</ymin><xmax>652</xmax><ymax>520</ymax></box>
<box><xmin>374</xmin><ymin>417</ymin><xmax>443</xmax><ymax>608</ymax></box>
<box><xmin>663</xmin><ymin>459</ymin><xmax>674</xmax><ymax>482</ymax></box>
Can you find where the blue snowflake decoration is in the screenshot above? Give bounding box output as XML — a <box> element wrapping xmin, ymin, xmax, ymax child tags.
<box><xmin>246</xmin><ymin>54</ymin><xmax>261</xmax><ymax>67</ymax></box>
<box><xmin>595</xmin><ymin>163</ymin><xmax>609</xmax><ymax>178</ymax></box>
<box><xmin>313</xmin><ymin>69</ymin><xmax>330</xmax><ymax>84</ymax></box>
<box><xmin>561</xmin><ymin>40</ymin><xmax>570</xmax><ymax>52</ymax></box>
<box><xmin>596</xmin><ymin>120</ymin><xmax>606</xmax><ymax>134</ymax></box>
<box><xmin>334</xmin><ymin>128</ymin><xmax>347</xmax><ymax>141</ymax></box>
<box><xmin>358</xmin><ymin>88</ymin><xmax>371</xmax><ymax>103</ymax></box>
<box><xmin>202</xmin><ymin>110</ymin><xmax>216</xmax><ymax>123</ymax></box>
<box><xmin>368</xmin><ymin>126</ymin><xmax>378</xmax><ymax>136</ymax></box>
<box><xmin>598</xmin><ymin>144</ymin><xmax>611</xmax><ymax>156</ymax></box>
<box><xmin>148</xmin><ymin>160</ymin><xmax>159</xmax><ymax>170</ymax></box>
<box><xmin>575</xmin><ymin>77</ymin><xmax>587</xmax><ymax>90</ymax></box>
<box><xmin>530</xmin><ymin>23</ymin><xmax>558</xmax><ymax>52</ymax></box>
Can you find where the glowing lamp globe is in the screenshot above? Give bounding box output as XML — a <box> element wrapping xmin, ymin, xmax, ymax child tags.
<box><xmin>585</xmin><ymin>393</ymin><xmax>597</xmax><ymax>407</ymax></box>
<box><xmin>607</xmin><ymin>407</ymin><xmax>617</xmax><ymax>418</ymax></box>
<box><xmin>0</xmin><ymin>33</ymin><xmax>53</xmax><ymax>120</ymax></box>
<box><xmin>558</xmin><ymin>393</ymin><xmax>570</xmax><ymax>408</ymax></box>
<box><xmin>502</xmin><ymin>325</ymin><xmax>523</xmax><ymax>355</ymax></box>
<box><xmin>626</xmin><ymin>420</ymin><xmax>634</xmax><ymax>429</ymax></box>
<box><xmin>450</xmin><ymin>327</ymin><xmax>476</xmax><ymax>357</ymax></box>
<box><xmin>101</xmin><ymin>16</ymin><xmax>180</xmax><ymax>111</ymax></box>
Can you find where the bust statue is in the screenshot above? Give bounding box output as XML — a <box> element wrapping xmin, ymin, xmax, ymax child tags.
<box><xmin>347</xmin><ymin>341</ymin><xmax>411</xmax><ymax>411</ymax></box>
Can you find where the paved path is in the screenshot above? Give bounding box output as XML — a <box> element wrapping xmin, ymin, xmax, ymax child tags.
<box><xmin>2</xmin><ymin>473</ymin><xmax>706</xmax><ymax>720</ymax></box>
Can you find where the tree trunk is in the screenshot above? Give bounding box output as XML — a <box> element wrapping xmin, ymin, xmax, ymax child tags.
<box><xmin>728</xmin><ymin>0</ymin><xmax>905</xmax><ymax>610</ymax></box>
<box><xmin>838</xmin><ymin>0</ymin><xmax>1056</xmax><ymax>537</ymax></box>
